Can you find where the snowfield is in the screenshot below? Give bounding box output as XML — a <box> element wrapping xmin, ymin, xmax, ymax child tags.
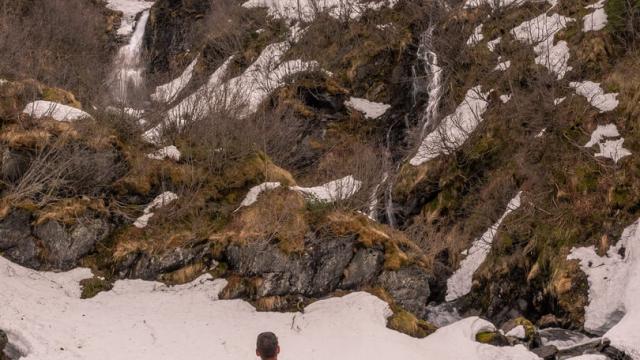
<box><xmin>568</xmin><ymin>218</ymin><xmax>640</xmax><ymax>358</ymax></box>
<box><xmin>0</xmin><ymin>255</ymin><xmax>541</xmax><ymax>360</ymax></box>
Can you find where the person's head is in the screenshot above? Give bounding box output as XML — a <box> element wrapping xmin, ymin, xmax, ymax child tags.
<box><xmin>256</xmin><ymin>332</ymin><xmax>279</xmax><ymax>360</ymax></box>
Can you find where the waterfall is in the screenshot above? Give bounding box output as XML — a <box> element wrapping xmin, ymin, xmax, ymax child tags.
<box><xmin>417</xmin><ymin>26</ymin><xmax>443</xmax><ymax>138</ymax></box>
<box><xmin>110</xmin><ymin>9</ymin><xmax>151</xmax><ymax>104</ymax></box>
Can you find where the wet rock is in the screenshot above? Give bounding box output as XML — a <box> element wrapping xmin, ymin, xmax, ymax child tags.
<box><xmin>539</xmin><ymin>327</ymin><xmax>594</xmax><ymax>351</ymax></box>
<box><xmin>340</xmin><ymin>247</ymin><xmax>384</xmax><ymax>289</ymax></box>
<box><xmin>0</xmin><ymin>210</ymin><xmax>39</xmax><ymax>268</ymax></box>
<box><xmin>531</xmin><ymin>345</ymin><xmax>558</xmax><ymax>360</ymax></box>
<box><xmin>475</xmin><ymin>331</ymin><xmax>510</xmax><ymax>346</ymax></box>
<box><xmin>378</xmin><ymin>266</ymin><xmax>431</xmax><ymax>318</ymax></box>
<box><xmin>34</xmin><ymin>218</ymin><xmax>110</xmax><ymax>270</ymax></box>
<box><xmin>226</xmin><ymin>233</ymin><xmax>356</xmax><ymax>297</ymax></box>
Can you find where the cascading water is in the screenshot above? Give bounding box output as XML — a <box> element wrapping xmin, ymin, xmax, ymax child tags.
<box><xmin>110</xmin><ymin>9</ymin><xmax>151</xmax><ymax>104</ymax></box>
<box><xmin>417</xmin><ymin>25</ymin><xmax>443</xmax><ymax>138</ymax></box>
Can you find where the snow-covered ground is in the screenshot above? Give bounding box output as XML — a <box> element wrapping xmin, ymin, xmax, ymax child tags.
<box><xmin>151</xmin><ymin>57</ymin><xmax>198</xmax><ymax>103</ymax></box>
<box><xmin>446</xmin><ymin>191</ymin><xmax>522</xmax><ymax>301</ymax></box>
<box><xmin>292</xmin><ymin>175</ymin><xmax>362</xmax><ymax>202</ymax></box>
<box><xmin>511</xmin><ymin>13</ymin><xmax>574</xmax><ymax>79</ymax></box>
<box><xmin>345</xmin><ymin>97</ymin><xmax>390</xmax><ymax>119</ymax></box>
<box><xmin>410</xmin><ymin>86</ymin><xmax>492</xmax><ymax>166</ymax></box>
<box><xmin>583</xmin><ymin>0</ymin><xmax>608</xmax><ymax>32</ymax></box>
<box><xmin>570</xmin><ymin>81</ymin><xmax>619</xmax><ymax>113</ymax></box>
<box><xmin>242</xmin><ymin>0</ymin><xmax>398</xmax><ymax>22</ymax></box>
<box><xmin>133</xmin><ymin>191</ymin><xmax>179</xmax><ymax>228</ymax></box>
<box><xmin>467</xmin><ymin>24</ymin><xmax>484</xmax><ymax>46</ymax></box>
<box><xmin>583</xmin><ymin>124</ymin><xmax>631</xmax><ymax>163</ymax></box>
<box><xmin>22</xmin><ymin>101</ymin><xmax>92</xmax><ymax>122</ymax></box>
<box><xmin>105</xmin><ymin>0</ymin><xmax>154</xmax><ymax>36</ymax></box>
<box><xmin>568</xmin><ymin>218</ymin><xmax>640</xmax><ymax>358</ymax></box>
<box><xmin>146</xmin><ymin>145</ymin><xmax>182</xmax><ymax>161</ymax></box>
<box><xmin>236</xmin><ymin>182</ymin><xmax>282</xmax><ymax>209</ymax></box>
<box><xmin>0</xmin><ymin>254</ymin><xmax>541</xmax><ymax>360</ymax></box>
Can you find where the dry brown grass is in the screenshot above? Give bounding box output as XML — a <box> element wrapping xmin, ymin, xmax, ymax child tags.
<box><xmin>160</xmin><ymin>261</ymin><xmax>208</xmax><ymax>285</ymax></box>
<box><xmin>35</xmin><ymin>197</ymin><xmax>107</xmax><ymax>226</ymax></box>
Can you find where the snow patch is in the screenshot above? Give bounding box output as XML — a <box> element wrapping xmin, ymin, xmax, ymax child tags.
<box><xmin>511</xmin><ymin>13</ymin><xmax>574</xmax><ymax>79</ymax></box>
<box><xmin>554</xmin><ymin>97</ymin><xmax>566</xmax><ymax>105</ymax></box>
<box><xmin>151</xmin><ymin>56</ymin><xmax>198</xmax><ymax>103</ymax></box>
<box><xmin>22</xmin><ymin>101</ymin><xmax>92</xmax><ymax>122</ymax></box>
<box><xmin>495</xmin><ymin>58</ymin><xmax>511</xmax><ymax>71</ymax></box>
<box><xmin>500</xmin><ymin>94</ymin><xmax>512</xmax><ymax>103</ymax></box>
<box><xmin>568</xmin><ymin>218</ymin><xmax>640</xmax><ymax>358</ymax></box>
<box><xmin>133</xmin><ymin>191</ymin><xmax>178</xmax><ymax>228</ymax></box>
<box><xmin>345</xmin><ymin>97</ymin><xmax>391</xmax><ymax>119</ymax></box>
<box><xmin>583</xmin><ymin>124</ymin><xmax>631</xmax><ymax>163</ymax></box>
<box><xmin>506</xmin><ymin>325</ymin><xmax>526</xmax><ymax>339</ymax></box>
<box><xmin>487</xmin><ymin>37</ymin><xmax>501</xmax><ymax>52</ymax></box>
<box><xmin>446</xmin><ymin>191</ymin><xmax>522</xmax><ymax>301</ymax></box>
<box><xmin>410</xmin><ymin>86</ymin><xmax>492</xmax><ymax>166</ymax></box>
<box><xmin>570</xmin><ymin>80</ymin><xmax>619</xmax><ymax>112</ymax></box>
<box><xmin>146</xmin><ymin>145</ymin><xmax>181</xmax><ymax>161</ymax></box>
<box><xmin>237</xmin><ymin>182</ymin><xmax>282</xmax><ymax>209</ymax></box>
<box><xmin>242</xmin><ymin>0</ymin><xmax>398</xmax><ymax>22</ymax></box>
<box><xmin>535</xmin><ymin>128</ymin><xmax>546</xmax><ymax>138</ymax></box>
<box><xmin>292</xmin><ymin>176</ymin><xmax>362</xmax><ymax>202</ymax></box>
<box><xmin>467</xmin><ymin>24</ymin><xmax>484</xmax><ymax>47</ymax></box>
<box><xmin>0</xmin><ymin>253</ymin><xmax>541</xmax><ymax>360</ymax></box>
<box><xmin>583</xmin><ymin>0</ymin><xmax>608</xmax><ymax>32</ymax></box>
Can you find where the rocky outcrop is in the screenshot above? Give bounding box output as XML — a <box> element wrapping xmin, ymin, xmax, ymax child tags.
<box><xmin>0</xmin><ymin>209</ymin><xmax>111</xmax><ymax>271</ymax></box>
<box><xmin>0</xmin><ymin>329</ymin><xmax>8</xmax><ymax>360</ymax></box>
<box><xmin>223</xmin><ymin>233</ymin><xmax>433</xmax><ymax>317</ymax></box>
<box><xmin>116</xmin><ymin>244</ymin><xmax>211</xmax><ymax>280</ymax></box>
<box><xmin>34</xmin><ymin>218</ymin><xmax>110</xmax><ymax>270</ymax></box>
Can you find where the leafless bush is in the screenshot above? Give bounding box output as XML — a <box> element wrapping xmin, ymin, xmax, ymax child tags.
<box><xmin>0</xmin><ymin>0</ymin><xmax>114</xmax><ymax>102</ymax></box>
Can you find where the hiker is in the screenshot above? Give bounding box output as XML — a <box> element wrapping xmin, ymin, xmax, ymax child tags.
<box><xmin>256</xmin><ymin>332</ymin><xmax>280</xmax><ymax>360</ymax></box>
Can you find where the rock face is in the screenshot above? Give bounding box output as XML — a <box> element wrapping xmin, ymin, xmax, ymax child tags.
<box><xmin>0</xmin><ymin>329</ymin><xmax>7</xmax><ymax>360</ymax></box>
<box><xmin>34</xmin><ymin>218</ymin><xmax>110</xmax><ymax>270</ymax></box>
<box><xmin>116</xmin><ymin>244</ymin><xmax>211</xmax><ymax>280</ymax></box>
<box><xmin>0</xmin><ymin>210</ymin><xmax>111</xmax><ymax>271</ymax></box>
<box><xmin>225</xmin><ymin>233</ymin><xmax>432</xmax><ymax>317</ymax></box>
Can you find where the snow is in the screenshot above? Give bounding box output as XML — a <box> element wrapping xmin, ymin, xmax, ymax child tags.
<box><xmin>105</xmin><ymin>0</ymin><xmax>154</xmax><ymax>36</ymax></box>
<box><xmin>487</xmin><ymin>37</ymin><xmax>501</xmax><ymax>52</ymax></box>
<box><xmin>146</xmin><ymin>145</ymin><xmax>181</xmax><ymax>161</ymax></box>
<box><xmin>242</xmin><ymin>0</ymin><xmax>398</xmax><ymax>22</ymax></box>
<box><xmin>446</xmin><ymin>191</ymin><xmax>522</xmax><ymax>301</ymax></box>
<box><xmin>570</xmin><ymin>80</ymin><xmax>619</xmax><ymax>113</ymax></box>
<box><xmin>410</xmin><ymin>86</ymin><xmax>492</xmax><ymax>166</ymax></box>
<box><xmin>464</xmin><ymin>0</ymin><xmax>552</xmax><ymax>9</ymax></box>
<box><xmin>554</xmin><ymin>97</ymin><xmax>566</xmax><ymax>105</ymax></box>
<box><xmin>133</xmin><ymin>191</ymin><xmax>178</xmax><ymax>228</ymax></box>
<box><xmin>495</xmin><ymin>58</ymin><xmax>511</xmax><ymax>71</ymax></box>
<box><xmin>0</xmin><ymin>79</ymin><xmax>7</xmax><ymax>86</ymax></box>
<box><xmin>535</xmin><ymin>128</ymin><xmax>546</xmax><ymax>138</ymax></box>
<box><xmin>583</xmin><ymin>0</ymin><xmax>608</xmax><ymax>32</ymax></box>
<box><xmin>145</xmin><ymin>36</ymin><xmax>318</xmax><ymax>143</ymax></box>
<box><xmin>467</xmin><ymin>24</ymin><xmax>484</xmax><ymax>46</ymax></box>
<box><xmin>500</xmin><ymin>94</ymin><xmax>512</xmax><ymax>103</ymax></box>
<box><xmin>566</xmin><ymin>356</ymin><xmax>608</xmax><ymax>360</ymax></box>
<box><xmin>236</xmin><ymin>182</ymin><xmax>281</xmax><ymax>209</ymax></box>
<box><xmin>292</xmin><ymin>176</ymin><xmax>362</xmax><ymax>202</ymax></box>
<box><xmin>538</xmin><ymin>328</ymin><xmax>595</xmax><ymax>351</ymax></box>
<box><xmin>583</xmin><ymin>124</ymin><xmax>630</xmax><ymax>163</ymax></box>
<box><xmin>345</xmin><ymin>97</ymin><xmax>391</xmax><ymax>119</ymax></box>
<box><xmin>568</xmin><ymin>218</ymin><xmax>640</xmax><ymax>358</ymax></box>
<box><xmin>151</xmin><ymin>56</ymin><xmax>198</xmax><ymax>103</ymax></box>
<box><xmin>110</xmin><ymin>9</ymin><xmax>151</xmax><ymax>103</ymax></box>
<box><xmin>22</xmin><ymin>101</ymin><xmax>92</xmax><ymax>122</ymax></box>
<box><xmin>511</xmin><ymin>13</ymin><xmax>574</xmax><ymax>79</ymax></box>
<box><xmin>506</xmin><ymin>325</ymin><xmax>526</xmax><ymax>339</ymax></box>
<box><xmin>0</xmin><ymin>253</ymin><xmax>541</xmax><ymax>359</ymax></box>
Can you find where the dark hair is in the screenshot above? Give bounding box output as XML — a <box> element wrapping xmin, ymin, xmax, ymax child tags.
<box><xmin>256</xmin><ymin>332</ymin><xmax>278</xmax><ymax>358</ymax></box>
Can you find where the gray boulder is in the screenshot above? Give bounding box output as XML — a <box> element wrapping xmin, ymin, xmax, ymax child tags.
<box><xmin>226</xmin><ymin>233</ymin><xmax>356</xmax><ymax>297</ymax></box>
<box><xmin>340</xmin><ymin>247</ymin><xmax>384</xmax><ymax>289</ymax></box>
<box><xmin>118</xmin><ymin>244</ymin><xmax>211</xmax><ymax>280</ymax></box>
<box><xmin>378</xmin><ymin>266</ymin><xmax>432</xmax><ymax>318</ymax></box>
<box><xmin>34</xmin><ymin>217</ymin><xmax>110</xmax><ymax>270</ymax></box>
<box><xmin>0</xmin><ymin>210</ymin><xmax>39</xmax><ymax>268</ymax></box>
